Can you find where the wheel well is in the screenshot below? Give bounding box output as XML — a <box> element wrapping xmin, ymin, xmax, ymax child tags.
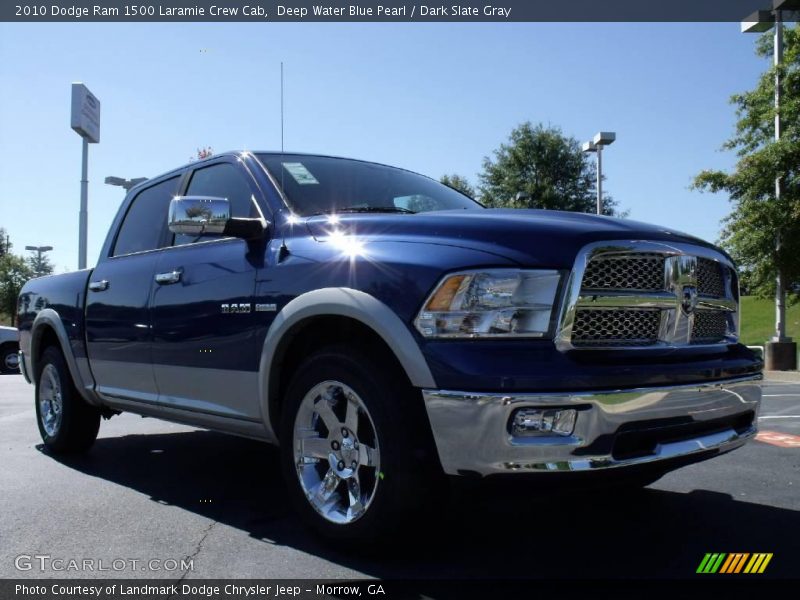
<box><xmin>268</xmin><ymin>315</ymin><xmax>412</xmax><ymax>434</ymax></box>
<box><xmin>33</xmin><ymin>326</ymin><xmax>60</xmax><ymax>380</ymax></box>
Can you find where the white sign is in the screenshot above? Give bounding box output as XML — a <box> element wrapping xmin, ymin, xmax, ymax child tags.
<box><xmin>70</xmin><ymin>83</ymin><xmax>100</xmax><ymax>143</ymax></box>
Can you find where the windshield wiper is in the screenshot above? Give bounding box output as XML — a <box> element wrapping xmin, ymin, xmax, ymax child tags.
<box><xmin>311</xmin><ymin>206</ymin><xmax>416</xmax><ymax>216</ymax></box>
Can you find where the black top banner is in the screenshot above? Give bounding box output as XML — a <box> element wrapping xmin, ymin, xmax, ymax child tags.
<box><xmin>2</xmin><ymin>0</ymin><xmax>797</xmax><ymax>23</ymax></box>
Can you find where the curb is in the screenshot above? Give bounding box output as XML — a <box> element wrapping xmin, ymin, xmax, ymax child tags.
<box><xmin>764</xmin><ymin>370</ymin><xmax>800</xmax><ymax>383</ymax></box>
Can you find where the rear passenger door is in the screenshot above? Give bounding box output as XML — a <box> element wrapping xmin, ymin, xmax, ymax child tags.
<box><xmin>149</xmin><ymin>159</ymin><xmax>264</xmax><ymax>420</ymax></box>
<box><xmin>86</xmin><ymin>175</ymin><xmax>181</xmax><ymax>403</ymax></box>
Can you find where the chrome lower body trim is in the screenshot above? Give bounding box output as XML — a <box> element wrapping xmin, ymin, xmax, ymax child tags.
<box><xmin>422</xmin><ymin>375</ymin><xmax>761</xmax><ymax>476</ymax></box>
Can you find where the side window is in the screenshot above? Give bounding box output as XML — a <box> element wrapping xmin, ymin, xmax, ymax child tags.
<box><xmin>173</xmin><ymin>162</ymin><xmax>257</xmax><ymax>246</ymax></box>
<box><xmin>113</xmin><ymin>176</ymin><xmax>180</xmax><ymax>257</ymax></box>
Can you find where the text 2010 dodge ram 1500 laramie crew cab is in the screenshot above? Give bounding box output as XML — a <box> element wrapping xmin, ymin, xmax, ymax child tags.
<box><xmin>17</xmin><ymin>152</ymin><xmax>762</xmax><ymax>540</ymax></box>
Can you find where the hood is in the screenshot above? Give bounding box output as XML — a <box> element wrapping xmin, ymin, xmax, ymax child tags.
<box><xmin>301</xmin><ymin>208</ymin><xmax>717</xmax><ymax>268</ymax></box>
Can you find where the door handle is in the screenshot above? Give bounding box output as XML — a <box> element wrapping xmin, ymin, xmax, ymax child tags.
<box><xmin>88</xmin><ymin>280</ymin><xmax>109</xmax><ymax>292</ymax></box>
<box><xmin>155</xmin><ymin>270</ymin><xmax>182</xmax><ymax>285</ymax></box>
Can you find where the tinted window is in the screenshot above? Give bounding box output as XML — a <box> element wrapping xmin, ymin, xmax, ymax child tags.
<box><xmin>173</xmin><ymin>162</ymin><xmax>258</xmax><ymax>246</ymax></box>
<box><xmin>256</xmin><ymin>154</ymin><xmax>482</xmax><ymax>216</ymax></box>
<box><xmin>113</xmin><ymin>176</ymin><xmax>179</xmax><ymax>257</ymax></box>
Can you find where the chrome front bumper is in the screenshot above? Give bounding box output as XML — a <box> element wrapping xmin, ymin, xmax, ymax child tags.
<box><xmin>422</xmin><ymin>375</ymin><xmax>761</xmax><ymax>476</ymax></box>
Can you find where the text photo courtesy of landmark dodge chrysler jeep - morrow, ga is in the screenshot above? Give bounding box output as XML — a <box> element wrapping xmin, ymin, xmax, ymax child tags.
<box><xmin>16</xmin><ymin>151</ymin><xmax>762</xmax><ymax>541</ymax></box>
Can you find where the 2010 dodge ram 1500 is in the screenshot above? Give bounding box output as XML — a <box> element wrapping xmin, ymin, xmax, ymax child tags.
<box><xmin>17</xmin><ymin>151</ymin><xmax>762</xmax><ymax>540</ymax></box>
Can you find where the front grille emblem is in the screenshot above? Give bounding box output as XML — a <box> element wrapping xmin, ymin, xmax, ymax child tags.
<box><xmin>681</xmin><ymin>286</ymin><xmax>698</xmax><ymax>315</ymax></box>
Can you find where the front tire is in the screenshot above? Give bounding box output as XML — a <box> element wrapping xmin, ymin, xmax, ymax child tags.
<box><xmin>280</xmin><ymin>345</ymin><xmax>441</xmax><ymax>542</ymax></box>
<box><xmin>35</xmin><ymin>346</ymin><xmax>100</xmax><ymax>453</ymax></box>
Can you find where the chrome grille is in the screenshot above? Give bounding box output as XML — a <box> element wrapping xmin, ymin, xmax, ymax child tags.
<box><xmin>572</xmin><ymin>309</ymin><xmax>661</xmax><ymax>347</ymax></box>
<box><xmin>558</xmin><ymin>241</ymin><xmax>739</xmax><ymax>351</ymax></box>
<box><xmin>697</xmin><ymin>258</ymin><xmax>725</xmax><ymax>297</ymax></box>
<box><xmin>582</xmin><ymin>254</ymin><xmax>665</xmax><ymax>291</ymax></box>
<box><xmin>692</xmin><ymin>311</ymin><xmax>729</xmax><ymax>344</ymax></box>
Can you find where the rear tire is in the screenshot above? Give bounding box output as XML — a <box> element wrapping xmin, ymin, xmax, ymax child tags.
<box><xmin>279</xmin><ymin>344</ymin><xmax>442</xmax><ymax>542</ymax></box>
<box><xmin>35</xmin><ymin>346</ymin><xmax>100</xmax><ymax>454</ymax></box>
<box><xmin>0</xmin><ymin>343</ymin><xmax>19</xmax><ymax>374</ymax></box>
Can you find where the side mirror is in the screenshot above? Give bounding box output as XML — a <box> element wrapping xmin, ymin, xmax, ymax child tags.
<box><xmin>168</xmin><ymin>196</ymin><xmax>267</xmax><ymax>240</ymax></box>
<box><xmin>169</xmin><ymin>196</ymin><xmax>229</xmax><ymax>236</ymax></box>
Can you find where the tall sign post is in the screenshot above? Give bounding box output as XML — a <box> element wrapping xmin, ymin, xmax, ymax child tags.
<box><xmin>70</xmin><ymin>83</ymin><xmax>100</xmax><ymax>270</ymax></box>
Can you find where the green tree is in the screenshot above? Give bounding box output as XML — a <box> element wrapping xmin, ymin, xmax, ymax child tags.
<box><xmin>693</xmin><ymin>25</ymin><xmax>800</xmax><ymax>303</ymax></box>
<box><xmin>26</xmin><ymin>250</ymin><xmax>54</xmax><ymax>278</ymax></box>
<box><xmin>0</xmin><ymin>227</ymin><xmax>10</xmax><ymax>256</ymax></box>
<box><xmin>478</xmin><ymin>122</ymin><xmax>621</xmax><ymax>215</ymax></box>
<box><xmin>440</xmin><ymin>174</ymin><xmax>476</xmax><ymax>198</ymax></box>
<box><xmin>0</xmin><ymin>254</ymin><xmax>33</xmax><ymax>326</ymax></box>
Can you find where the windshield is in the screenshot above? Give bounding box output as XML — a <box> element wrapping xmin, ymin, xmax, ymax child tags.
<box><xmin>256</xmin><ymin>154</ymin><xmax>483</xmax><ymax>216</ymax></box>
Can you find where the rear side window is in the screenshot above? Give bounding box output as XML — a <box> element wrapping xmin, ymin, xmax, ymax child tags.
<box><xmin>113</xmin><ymin>176</ymin><xmax>180</xmax><ymax>257</ymax></box>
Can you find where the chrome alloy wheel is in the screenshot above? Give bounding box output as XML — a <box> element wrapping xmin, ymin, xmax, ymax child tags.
<box><xmin>38</xmin><ymin>363</ymin><xmax>63</xmax><ymax>437</ymax></box>
<box><xmin>293</xmin><ymin>381</ymin><xmax>381</xmax><ymax>524</ymax></box>
<box><xmin>4</xmin><ymin>351</ymin><xmax>19</xmax><ymax>371</ymax></box>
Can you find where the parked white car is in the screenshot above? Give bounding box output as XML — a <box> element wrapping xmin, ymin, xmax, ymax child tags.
<box><xmin>0</xmin><ymin>326</ymin><xmax>20</xmax><ymax>374</ymax></box>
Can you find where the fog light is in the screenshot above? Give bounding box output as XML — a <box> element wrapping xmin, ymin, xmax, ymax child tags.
<box><xmin>511</xmin><ymin>408</ymin><xmax>577</xmax><ymax>437</ymax></box>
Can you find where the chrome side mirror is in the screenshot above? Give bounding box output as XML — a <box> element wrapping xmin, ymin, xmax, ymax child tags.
<box><xmin>168</xmin><ymin>196</ymin><xmax>230</xmax><ymax>236</ymax></box>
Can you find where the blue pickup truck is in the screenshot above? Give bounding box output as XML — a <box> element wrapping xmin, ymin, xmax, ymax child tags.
<box><xmin>17</xmin><ymin>151</ymin><xmax>762</xmax><ymax>540</ymax></box>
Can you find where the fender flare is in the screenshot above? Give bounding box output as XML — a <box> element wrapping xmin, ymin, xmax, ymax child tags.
<box><xmin>258</xmin><ymin>287</ymin><xmax>436</xmax><ymax>441</ymax></box>
<box><xmin>30</xmin><ymin>309</ymin><xmax>100</xmax><ymax>406</ymax></box>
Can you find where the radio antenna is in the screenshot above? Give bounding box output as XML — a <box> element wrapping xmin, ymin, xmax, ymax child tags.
<box><xmin>280</xmin><ymin>61</ymin><xmax>285</xmax><ymax>195</ymax></box>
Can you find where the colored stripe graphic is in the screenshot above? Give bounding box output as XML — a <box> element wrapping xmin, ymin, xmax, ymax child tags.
<box><xmin>719</xmin><ymin>554</ymin><xmax>736</xmax><ymax>574</ymax></box>
<box><xmin>744</xmin><ymin>553</ymin><xmax>774</xmax><ymax>574</ymax></box>
<box><xmin>700</xmin><ymin>553</ymin><xmax>773</xmax><ymax>574</ymax></box>
<box><xmin>710</xmin><ymin>553</ymin><xmax>726</xmax><ymax>573</ymax></box>
<box><xmin>758</xmin><ymin>554</ymin><xmax>773</xmax><ymax>573</ymax></box>
<box><xmin>733</xmin><ymin>553</ymin><xmax>750</xmax><ymax>573</ymax></box>
<box><xmin>698</xmin><ymin>553</ymin><xmax>727</xmax><ymax>573</ymax></box>
<box><xmin>720</xmin><ymin>553</ymin><xmax>749</xmax><ymax>573</ymax></box>
<box><xmin>697</xmin><ymin>554</ymin><xmax>713</xmax><ymax>573</ymax></box>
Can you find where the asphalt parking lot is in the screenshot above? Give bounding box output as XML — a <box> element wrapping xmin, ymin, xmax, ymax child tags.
<box><xmin>1</xmin><ymin>373</ymin><xmax>798</xmax><ymax>580</ymax></box>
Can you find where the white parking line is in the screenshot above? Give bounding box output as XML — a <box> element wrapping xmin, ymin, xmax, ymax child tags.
<box><xmin>759</xmin><ymin>415</ymin><xmax>800</xmax><ymax>420</ymax></box>
<box><xmin>763</xmin><ymin>394</ymin><xmax>800</xmax><ymax>397</ymax></box>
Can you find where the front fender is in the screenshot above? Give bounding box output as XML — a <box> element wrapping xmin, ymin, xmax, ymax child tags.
<box><xmin>258</xmin><ymin>287</ymin><xmax>435</xmax><ymax>442</ymax></box>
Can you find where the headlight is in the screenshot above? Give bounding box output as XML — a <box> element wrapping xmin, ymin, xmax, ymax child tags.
<box><xmin>414</xmin><ymin>269</ymin><xmax>562</xmax><ymax>338</ymax></box>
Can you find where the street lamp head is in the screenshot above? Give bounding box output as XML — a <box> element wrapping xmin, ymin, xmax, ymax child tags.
<box><xmin>105</xmin><ymin>175</ymin><xmax>148</xmax><ymax>191</ymax></box>
<box><xmin>593</xmin><ymin>131</ymin><xmax>616</xmax><ymax>146</ymax></box>
<box><xmin>582</xmin><ymin>141</ymin><xmax>597</xmax><ymax>153</ymax></box>
<box><xmin>41</xmin><ymin>246</ymin><xmax>53</xmax><ymax>252</ymax></box>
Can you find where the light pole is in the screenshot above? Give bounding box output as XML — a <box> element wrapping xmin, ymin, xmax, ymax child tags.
<box><xmin>741</xmin><ymin>0</ymin><xmax>799</xmax><ymax>370</ymax></box>
<box><xmin>104</xmin><ymin>176</ymin><xmax>147</xmax><ymax>192</ymax></box>
<box><xmin>582</xmin><ymin>131</ymin><xmax>616</xmax><ymax>215</ymax></box>
<box><xmin>24</xmin><ymin>245</ymin><xmax>53</xmax><ymax>277</ymax></box>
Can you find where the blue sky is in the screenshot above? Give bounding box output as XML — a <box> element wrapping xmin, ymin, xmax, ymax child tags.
<box><xmin>0</xmin><ymin>22</ymin><xmax>767</xmax><ymax>272</ymax></box>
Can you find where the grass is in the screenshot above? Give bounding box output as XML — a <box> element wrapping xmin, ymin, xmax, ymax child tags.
<box><xmin>739</xmin><ymin>296</ymin><xmax>800</xmax><ymax>347</ymax></box>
